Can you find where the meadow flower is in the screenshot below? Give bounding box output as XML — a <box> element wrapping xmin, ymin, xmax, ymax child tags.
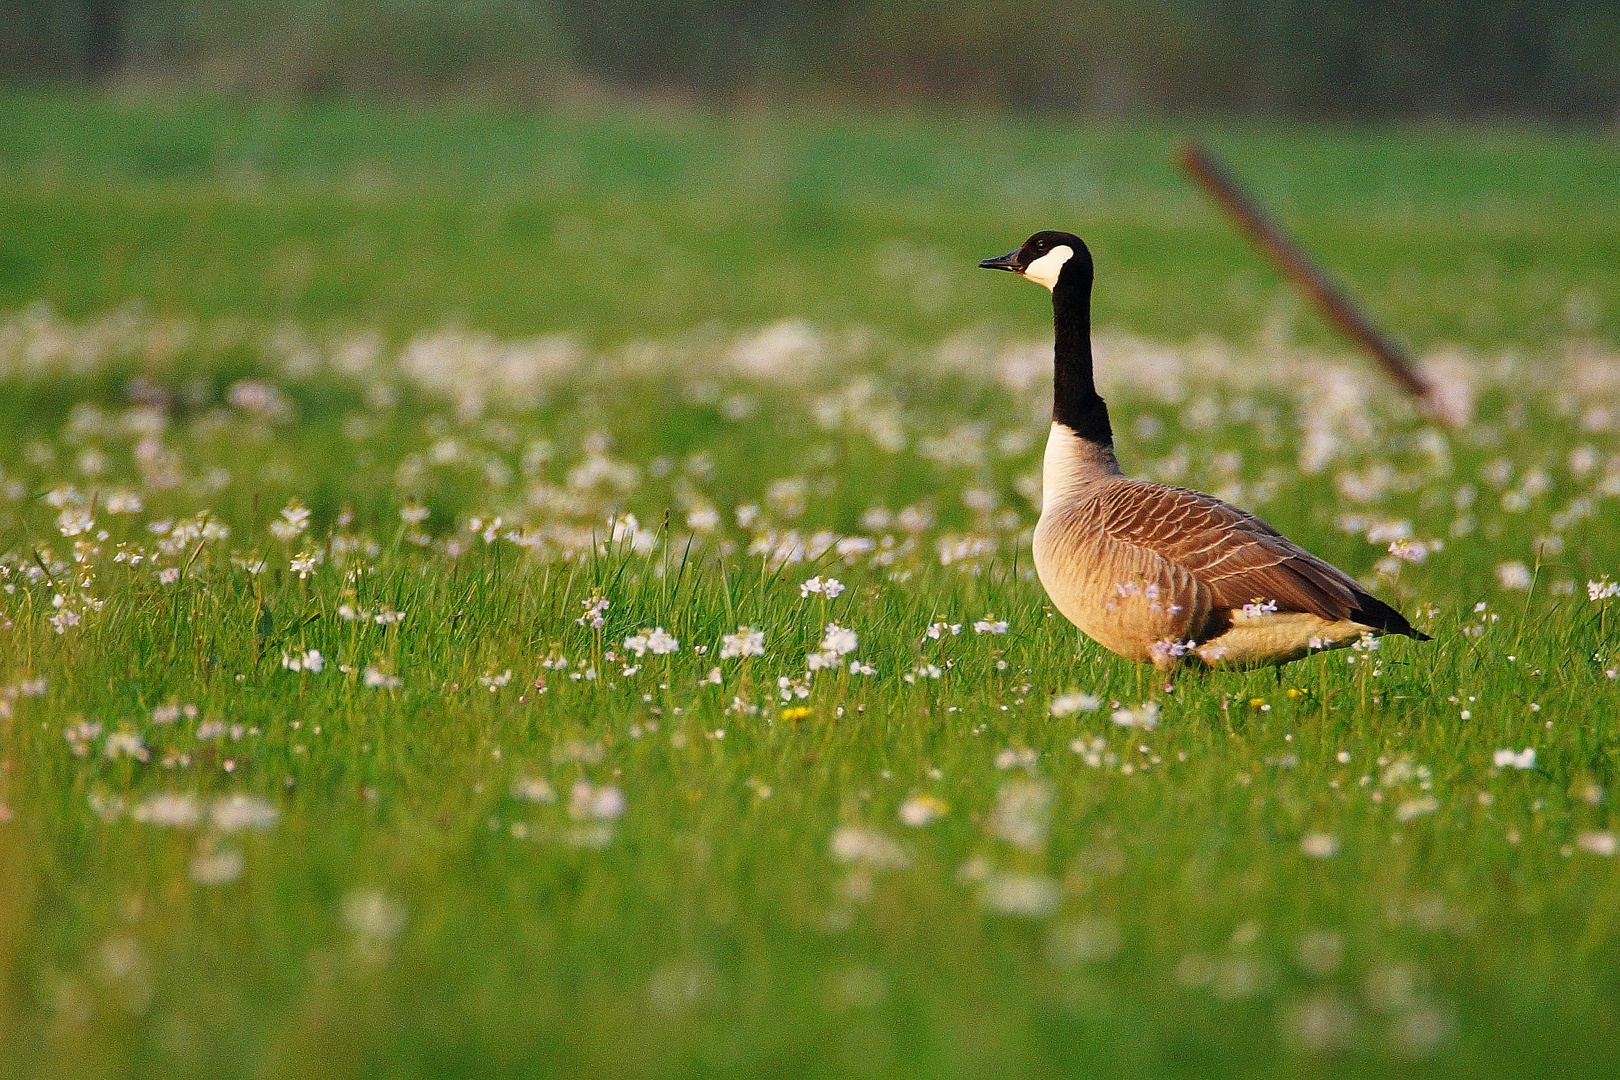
<box><xmin>989</xmin><ymin>780</ymin><xmax>1052</xmax><ymax>850</ymax></box>
<box><xmin>719</xmin><ymin>627</ymin><xmax>765</xmax><ymax>659</ymax></box>
<box><xmin>1576</xmin><ymin>831</ymin><xmax>1617</xmax><ymax>856</ymax></box>
<box><xmin>210</xmin><ymin>794</ymin><xmax>280</xmax><ymax>832</ymax></box>
<box><xmin>363</xmin><ymin>667</ymin><xmax>402</xmax><ymax>689</ymax></box>
<box><xmin>800</xmin><ymin>576</ymin><xmax>845</xmax><ymax>599</ymax></box>
<box><xmin>1496</xmin><ymin>561</ymin><xmax>1533</xmax><ymax>590</ymax></box>
<box><xmin>897</xmin><ymin>794</ymin><xmax>948</xmax><ymax>827</ymax></box>
<box><xmin>980</xmin><ymin>872</ymin><xmax>1061</xmax><ymax>917</ymax></box>
<box><xmin>130</xmin><ymin>793</ymin><xmax>202</xmax><ymax>827</ymax></box>
<box><xmin>103</xmin><ymin>730</ymin><xmax>149</xmax><ymax>762</ymax></box>
<box><xmin>343</xmin><ymin>890</ymin><xmax>406</xmax><ymax>942</ymax></box>
<box><xmin>568</xmin><ymin>782</ymin><xmax>626</xmax><ymax>821</ymax></box>
<box><xmin>269</xmin><ymin>501</ymin><xmax>311</xmax><ymax>541</ymax></box>
<box><xmin>152</xmin><ymin>703</ymin><xmax>196</xmax><ymax>725</ymax></box>
<box><xmin>63</xmin><ymin>719</ymin><xmax>102</xmax><ymax>756</ymax></box>
<box><xmin>810</xmin><ymin>622</ymin><xmax>853</xmax><ymax>658</ymax></box>
<box><xmin>1395</xmin><ymin>797</ymin><xmax>1439</xmax><ymax>822</ymax></box>
<box><xmin>972</xmin><ymin>617</ymin><xmax>1009</xmax><ymax>634</ymax></box>
<box><xmin>995</xmin><ymin>747</ymin><xmax>1038</xmax><ymax>771</ymax></box>
<box><xmin>925</xmin><ymin>622</ymin><xmax>962</xmax><ymax>639</ymax></box>
<box><xmin>1045</xmin><ymin>917</ymin><xmax>1123</xmax><ymax>965</ymax></box>
<box><xmin>289</xmin><ymin>552</ymin><xmax>322</xmax><ymax>578</ymax></box>
<box><xmin>282</xmin><ymin>649</ymin><xmax>324</xmax><ymax>674</ymax></box>
<box><xmin>56</xmin><ymin>508</ymin><xmax>94</xmax><ymax>537</ymax></box>
<box><xmin>1300</xmin><ymin>832</ymin><xmax>1340</xmax><ymax>858</ymax></box>
<box><xmin>511</xmin><ymin>776</ymin><xmax>556</xmax><ymax>803</ymax></box>
<box><xmin>189</xmin><ymin>847</ymin><xmax>245</xmax><ymax>885</ymax></box>
<box><xmin>902</xmin><ymin>663</ymin><xmax>942</xmax><ymax>683</ymax></box>
<box><xmin>1590</xmin><ymin>579</ymin><xmax>1620</xmax><ymax>602</ymax></box>
<box><xmin>156</xmin><ymin>567</ymin><xmax>181</xmax><ymax>585</ymax></box>
<box><xmin>479</xmin><ymin>670</ymin><xmax>513</xmax><ymax>690</ymax></box>
<box><xmin>576</xmin><ymin>596</ymin><xmax>610</xmax><ymax>629</ymax></box>
<box><xmin>829</xmin><ymin>826</ymin><xmax>910</xmax><ymax>869</ymax></box>
<box><xmin>1388</xmin><ymin>538</ymin><xmax>1438</xmax><ymax>562</ymax></box>
<box><xmin>1050</xmin><ymin>692</ymin><xmax>1100</xmax><ymax>717</ymax></box>
<box><xmin>1241</xmin><ymin>599</ymin><xmax>1279</xmax><ymax>618</ymax></box>
<box><xmin>1111</xmin><ymin>702</ymin><xmax>1161</xmax><ymax>731</ymax></box>
<box><xmin>1492</xmin><ymin>747</ymin><xmax>1535</xmax><ymax>770</ymax></box>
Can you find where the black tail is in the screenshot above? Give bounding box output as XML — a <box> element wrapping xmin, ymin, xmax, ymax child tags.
<box><xmin>1351</xmin><ymin>592</ymin><xmax>1431</xmax><ymax>641</ymax></box>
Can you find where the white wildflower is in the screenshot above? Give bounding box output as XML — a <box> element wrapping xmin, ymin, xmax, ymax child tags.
<box><xmin>1496</xmin><ymin>562</ymin><xmax>1533</xmax><ymax>591</ymax></box>
<box><xmin>568</xmin><ymin>782</ymin><xmax>626</xmax><ymax>821</ymax></box>
<box><xmin>269</xmin><ymin>501</ymin><xmax>311</xmax><ymax>541</ymax></box>
<box><xmin>282</xmin><ymin>649</ymin><xmax>324</xmax><ymax>674</ymax></box>
<box><xmin>57</xmin><ymin>508</ymin><xmax>94</xmax><ymax>537</ymax></box>
<box><xmin>1111</xmin><ymin>702</ymin><xmax>1161</xmax><ymax>730</ymax></box>
<box><xmin>800</xmin><ymin>576</ymin><xmax>846</xmax><ymax>599</ymax></box>
<box><xmin>897</xmin><ymin>794</ymin><xmax>948</xmax><ymax>827</ymax></box>
<box><xmin>576</xmin><ymin>596</ymin><xmax>610</xmax><ymax>629</ymax></box>
<box><xmin>189</xmin><ymin>847</ymin><xmax>245</xmax><ymax>885</ymax></box>
<box><xmin>511</xmin><ymin>776</ymin><xmax>555</xmax><ymax>803</ymax></box>
<box><xmin>980</xmin><ymin>872</ymin><xmax>1061</xmax><ymax>918</ymax></box>
<box><xmin>103</xmin><ymin>730</ymin><xmax>149</xmax><ymax>762</ymax></box>
<box><xmin>1576</xmin><ymin>831</ymin><xmax>1617</xmax><ymax>856</ymax></box>
<box><xmin>363</xmin><ymin>667</ymin><xmax>401</xmax><ymax>689</ymax></box>
<box><xmin>719</xmin><ymin>627</ymin><xmax>765</xmax><ymax>659</ymax></box>
<box><xmin>819</xmin><ymin>624</ymin><xmax>858</xmax><ymax>656</ymax></box>
<box><xmin>1492</xmin><ymin>747</ymin><xmax>1536</xmax><ymax>770</ymax></box>
<box><xmin>1388</xmin><ymin>538</ymin><xmax>1437</xmax><ymax>563</ymax></box>
<box><xmin>1395</xmin><ymin>797</ymin><xmax>1439</xmax><ymax>823</ymax></box>
<box><xmin>342</xmin><ymin>890</ymin><xmax>406</xmax><ymax>941</ymax></box>
<box><xmin>130</xmin><ymin>793</ymin><xmax>201</xmax><ymax>827</ymax></box>
<box><xmin>972</xmin><ymin>618</ymin><xmax>1009</xmax><ymax>635</ymax></box>
<box><xmin>210</xmin><ymin>794</ymin><xmax>280</xmax><ymax>832</ymax></box>
<box><xmin>1050</xmin><ymin>692</ymin><xmax>1100</xmax><ymax>717</ymax></box>
<box><xmin>1590</xmin><ymin>580</ymin><xmax>1620</xmax><ymax>602</ymax></box>
<box><xmin>1300</xmin><ymin>833</ymin><xmax>1340</xmax><ymax>858</ymax></box>
<box><xmin>829</xmin><ymin>826</ymin><xmax>910</xmax><ymax>869</ymax></box>
<box><xmin>989</xmin><ymin>780</ymin><xmax>1052</xmax><ymax>850</ymax></box>
<box><xmin>1241</xmin><ymin>598</ymin><xmax>1280</xmax><ymax>618</ymax></box>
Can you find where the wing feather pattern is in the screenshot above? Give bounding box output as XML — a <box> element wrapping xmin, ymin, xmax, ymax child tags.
<box><xmin>1095</xmin><ymin>482</ymin><xmax>1426</xmax><ymax>638</ymax></box>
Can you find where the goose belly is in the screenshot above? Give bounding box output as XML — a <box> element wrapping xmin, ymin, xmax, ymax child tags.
<box><xmin>1032</xmin><ymin>517</ymin><xmax>1201</xmax><ymax>664</ymax></box>
<box><xmin>1193</xmin><ymin>611</ymin><xmax>1369</xmax><ymax>668</ymax></box>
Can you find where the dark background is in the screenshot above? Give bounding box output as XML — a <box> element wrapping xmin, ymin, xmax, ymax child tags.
<box><xmin>4</xmin><ymin>0</ymin><xmax>1619</xmax><ymax>119</ymax></box>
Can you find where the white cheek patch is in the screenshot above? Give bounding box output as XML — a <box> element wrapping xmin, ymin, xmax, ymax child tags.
<box><xmin>1022</xmin><ymin>245</ymin><xmax>1074</xmax><ymax>291</ymax></box>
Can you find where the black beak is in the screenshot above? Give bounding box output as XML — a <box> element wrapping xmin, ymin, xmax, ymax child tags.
<box><xmin>979</xmin><ymin>250</ymin><xmax>1023</xmax><ymax>272</ymax></box>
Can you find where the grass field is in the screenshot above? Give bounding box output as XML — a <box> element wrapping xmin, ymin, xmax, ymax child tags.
<box><xmin>1</xmin><ymin>94</ymin><xmax>1619</xmax><ymax>1079</ymax></box>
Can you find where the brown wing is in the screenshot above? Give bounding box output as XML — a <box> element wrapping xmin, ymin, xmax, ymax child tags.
<box><xmin>1095</xmin><ymin>482</ymin><xmax>1379</xmax><ymax>625</ymax></box>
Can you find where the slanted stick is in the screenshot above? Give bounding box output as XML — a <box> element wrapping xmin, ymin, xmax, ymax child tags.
<box><xmin>1176</xmin><ymin>141</ymin><xmax>1451</xmax><ymax>423</ymax></box>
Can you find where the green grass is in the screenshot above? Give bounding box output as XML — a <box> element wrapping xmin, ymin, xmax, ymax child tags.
<box><xmin>1</xmin><ymin>92</ymin><xmax>1617</xmax><ymax>346</ymax></box>
<box><xmin>2</xmin><ymin>94</ymin><xmax>1620</xmax><ymax>1079</ymax></box>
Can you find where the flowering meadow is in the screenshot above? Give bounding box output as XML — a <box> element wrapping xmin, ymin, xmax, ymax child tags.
<box><xmin>1</xmin><ymin>98</ymin><xmax>1619</xmax><ymax>1078</ymax></box>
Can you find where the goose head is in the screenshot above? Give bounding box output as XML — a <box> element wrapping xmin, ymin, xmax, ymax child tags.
<box><xmin>979</xmin><ymin>230</ymin><xmax>1091</xmax><ymax>292</ymax></box>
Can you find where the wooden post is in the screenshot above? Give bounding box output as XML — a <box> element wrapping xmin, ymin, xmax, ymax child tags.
<box><xmin>1176</xmin><ymin>140</ymin><xmax>1454</xmax><ymax>424</ymax></box>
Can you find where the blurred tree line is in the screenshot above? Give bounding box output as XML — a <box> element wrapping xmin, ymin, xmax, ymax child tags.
<box><xmin>3</xmin><ymin>0</ymin><xmax>1617</xmax><ymax>119</ymax></box>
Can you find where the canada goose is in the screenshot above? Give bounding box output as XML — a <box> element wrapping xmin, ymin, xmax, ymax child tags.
<box><xmin>981</xmin><ymin>231</ymin><xmax>1430</xmax><ymax>671</ymax></box>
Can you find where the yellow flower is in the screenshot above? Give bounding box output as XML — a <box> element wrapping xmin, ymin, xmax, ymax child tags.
<box><xmin>1249</xmin><ymin>697</ymin><xmax>1266</xmax><ymax>708</ymax></box>
<box><xmin>781</xmin><ymin>706</ymin><xmax>813</xmax><ymax>722</ymax></box>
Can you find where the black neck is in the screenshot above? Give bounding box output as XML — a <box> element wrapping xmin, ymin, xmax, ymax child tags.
<box><xmin>1051</xmin><ymin>271</ymin><xmax>1113</xmax><ymax>446</ymax></box>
